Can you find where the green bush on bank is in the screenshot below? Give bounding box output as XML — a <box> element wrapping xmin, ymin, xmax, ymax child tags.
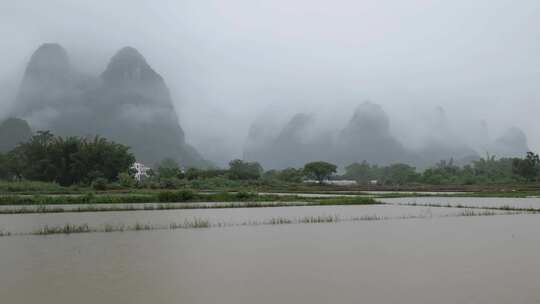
<box><xmin>157</xmin><ymin>190</ymin><xmax>196</xmax><ymax>202</ymax></box>
<box><xmin>0</xmin><ymin>180</ymin><xmax>68</xmax><ymax>193</ymax></box>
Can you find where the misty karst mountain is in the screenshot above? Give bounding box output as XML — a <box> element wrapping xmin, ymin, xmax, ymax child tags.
<box><xmin>0</xmin><ymin>117</ymin><xmax>32</xmax><ymax>153</ymax></box>
<box><xmin>245</xmin><ymin>102</ymin><xmax>415</xmax><ymax>169</ymax></box>
<box><xmin>335</xmin><ymin>102</ymin><xmax>413</xmax><ymax>166</ymax></box>
<box><xmin>492</xmin><ymin>127</ymin><xmax>530</xmax><ymax>158</ymax></box>
<box><xmin>244</xmin><ymin>102</ymin><xmax>531</xmax><ymax>170</ymax></box>
<box><xmin>11</xmin><ymin>43</ymin><xmax>206</xmax><ymax>167</ymax></box>
<box><xmin>244</xmin><ymin>113</ymin><xmax>333</xmax><ymax>168</ymax></box>
<box><xmin>4</xmin><ymin>44</ymin><xmax>533</xmax><ymax>170</ymax></box>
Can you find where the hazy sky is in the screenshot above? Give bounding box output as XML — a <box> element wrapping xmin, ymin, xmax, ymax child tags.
<box><xmin>1</xmin><ymin>0</ymin><xmax>539</xmax><ymax>164</ymax></box>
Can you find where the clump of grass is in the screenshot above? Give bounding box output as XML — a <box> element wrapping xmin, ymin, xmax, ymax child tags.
<box><xmin>132</xmin><ymin>222</ymin><xmax>154</xmax><ymax>231</ymax></box>
<box><xmin>299</xmin><ymin>215</ymin><xmax>340</xmax><ymax>223</ymax></box>
<box><xmin>314</xmin><ymin>196</ymin><xmax>378</xmax><ymax>206</ymax></box>
<box><xmin>35</xmin><ymin>223</ymin><xmax>90</xmax><ymax>235</ymax></box>
<box><xmin>104</xmin><ymin>223</ymin><xmax>120</xmax><ymax>232</ymax></box>
<box><xmin>456</xmin><ymin>209</ymin><xmax>497</xmax><ymax>217</ymax></box>
<box><xmin>235</xmin><ymin>191</ymin><xmax>258</xmax><ymax>200</ymax></box>
<box><xmin>267</xmin><ymin>217</ymin><xmax>294</xmax><ymax>225</ymax></box>
<box><xmin>352</xmin><ymin>215</ymin><xmax>385</xmax><ymax>221</ymax></box>
<box><xmin>0</xmin><ymin>180</ymin><xmax>68</xmax><ymax>194</ymax></box>
<box><xmin>0</xmin><ymin>230</ymin><xmax>11</xmax><ymax>237</ymax></box>
<box><xmin>170</xmin><ymin>218</ymin><xmax>210</xmax><ymax>229</ymax></box>
<box><xmin>157</xmin><ymin>190</ymin><xmax>196</xmax><ymax>202</ymax></box>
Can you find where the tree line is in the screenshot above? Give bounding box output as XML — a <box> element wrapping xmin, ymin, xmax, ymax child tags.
<box><xmin>0</xmin><ymin>131</ymin><xmax>134</xmax><ymax>186</ymax></box>
<box><xmin>151</xmin><ymin>153</ymin><xmax>540</xmax><ymax>187</ymax></box>
<box><xmin>342</xmin><ymin>152</ymin><xmax>540</xmax><ymax>185</ymax></box>
<box><xmin>1</xmin><ymin>130</ymin><xmax>539</xmax><ymax>187</ymax></box>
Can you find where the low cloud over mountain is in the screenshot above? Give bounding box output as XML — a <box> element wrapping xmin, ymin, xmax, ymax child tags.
<box><xmin>9</xmin><ymin>43</ymin><xmax>207</xmax><ymax>167</ymax></box>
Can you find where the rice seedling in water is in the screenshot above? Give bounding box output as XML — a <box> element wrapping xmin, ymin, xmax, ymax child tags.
<box><xmin>299</xmin><ymin>215</ymin><xmax>340</xmax><ymax>223</ymax></box>
<box><xmin>170</xmin><ymin>218</ymin><xmax>210</xmax><ymax>229</ymax></box>
<box><xmin>0</xmin><ymin>230</ymin><xmax>11</xmax><ymax>237</ymax></box>
<box><xmin>351</xmin><ymin>215</ymin><xmax>385</xmax><ymax>221</ymax></box>
<box><xmin>35</xmin><ymin>223</ymin><xmax>91</xmax><ymax>235</ymax></box>
<box><xmin>456</xmin><ymin>209</ymin><xmax>498</xmax><ymax>217</ymax></box>
<box><xmin>4</xmin><ymin>205</ymin><xmax>529</xmax><ymax>237</ymax></box>
<box><xmin>267</xmin><ymin>217</ymin><xmax>294</xmax><ymax>225</ymax></box>
<box><xmin>133</xmin><ymin>222</ymin><xmax>154</xmax><ymax>231</ymax></box>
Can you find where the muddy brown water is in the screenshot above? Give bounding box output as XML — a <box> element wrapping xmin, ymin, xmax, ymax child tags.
<box><xmin>0</xmin><ymin>202</ymin><xmax>538</xmax><ymax>303</ymax></box>
<box><xmin>1</xmin><ymin>213</ymin><xmax>539</xmax><ymax>303</ymax></box>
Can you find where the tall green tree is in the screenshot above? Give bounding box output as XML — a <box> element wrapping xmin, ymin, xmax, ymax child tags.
<box><xmin>0</xmin><ymin>117</ymin><xmax>32</xmax><ymax>153</ymax></box>
<box><xmin>278</xmin><ymin>167</ymin><xmax>304</xmax><ymax>183</ymax></box>
<box><xmin>4</xmin><ymin>131</ymin><xmax>135</xmax><ymax>186</ymax></box>
<box><xmin>383</xmin><ymin>163</ymin><xmax>419</xmax><ymax>185</ymax></box>
<box><xmin>155</xmin><ymin>158</ymin><xmax>184</xmax><ymax>179</ymax></box>
<box><xmin>228</xmin><ymin>159</ymin><xmax>263</xmax><ymax>180</ymax></box>
<box><xmin>303</xmin><ymin>161</ymin><xmax>337</xmax><ymax>184</ymax></box>
<box><xmin>0</xmin><ymin>153</ymin><xmax>8</xmax><ymax>179</ymax></box>
<box><xmin>512</xmin><ymin>152</ymin><xmax>540</xmax><ymax>182</ymax></box>
<box><xmin>344</xmin><ymin>161</ymin><xmax>382</xmax><ymax>183</ymax></box>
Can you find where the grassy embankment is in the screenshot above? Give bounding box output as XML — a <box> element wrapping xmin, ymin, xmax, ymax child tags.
<box><xmin>0</xmin><ymin>190</ymin><xmax>379</xmax><ymax>214</ymax></box>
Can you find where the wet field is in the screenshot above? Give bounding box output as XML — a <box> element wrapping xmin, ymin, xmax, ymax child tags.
<box><xmin>1</xmin><ymin>196</ymin><xmax>539</xmax><ymax>303</ymax></box>
<box><xmin>380</xmin><ymin>196</ymin><xmax>540</xmax><ymax>209</ymax></box>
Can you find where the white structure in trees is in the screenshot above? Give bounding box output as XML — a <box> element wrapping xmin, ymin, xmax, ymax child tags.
<box><xmin>131</xmin><ymin>162</ymin><xmax>151</xmax><ymax>181</ymax></box>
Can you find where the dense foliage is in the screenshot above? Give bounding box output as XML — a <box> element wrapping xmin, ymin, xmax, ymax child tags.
<box><xmin>303</xmin><ymin>161</ymin><xmax>337</xmax><ymax>183</ymax></box>
<box><xmin>263</xmin><ymin>168</ymin><xmax>304</xmax><ymax>183</ymax></box>
<box><xmin>2</xmin><ymin>129</ymin><xmax>539</xmax><ymax>189</ymax></box>
<box><xmin>227</xmin><ymin>159</ymin><xmax>263</xmax><ymax>180</ymax></box>
<box><xmin>0</xmin><ymin>117</ymin><xmax>32</xmax><ymax>153</ymax></box>
<box><xmin>512</xmin><ymin>152</ymin><xmax>540</xmax><ymax>182</ymax></box>
<box><xmin>344</xmin><ymin>161</ymin><xmax>419</xmax><ymax>185</ymax></box>
<box><xmin>0</xmin><ymin>131</ymin><xmax>135</xmax><ymax>186</ymax></box>
<box><xmin>344</xmin><ymin>153</ymin><xmax>540</xmax><ymax>185</ymax></box>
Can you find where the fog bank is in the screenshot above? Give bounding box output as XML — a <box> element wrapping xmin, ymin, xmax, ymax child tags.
<box><xmin>1</xmin><ymin>0</ymin><xmax>539</xmax><ymax>167</ymax></box>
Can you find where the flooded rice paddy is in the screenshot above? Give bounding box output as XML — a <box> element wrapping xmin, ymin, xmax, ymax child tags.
<box><xmin>1</xmin><ymin>196</ymin><xmax>539</xmax><ymax>303</ymax></box>
<box><xmin>0</xmin><ymin>204</ymin><xmax>508</xmax><ymax>235</ymax></box>
<box><xmin>381</xmin><ymin>196</ymin><xmax>540</xmax><ymax>210</ymax></box>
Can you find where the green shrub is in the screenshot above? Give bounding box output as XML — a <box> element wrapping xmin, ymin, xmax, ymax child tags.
<box><xmin>92</xmin><ymin>178</ymin><xmax>108</xmax><ymax>191</ymax></box>
<box><xmin>81</xmin><ymin>192</ymin><xmax>96</xmax><ymax>203</ymax></box>
<box><xmin>118</xmin><ymin>172</ymin><xmax>135</xmax><ymax>188</ymax></box>
<box><xmin>236</xmin><ymin>191</ymin><xmax>257</xmax><ymax>200</ymax></box>
<box><xmin>159</xmin><ymin>177</ymin><xmax>185</xmax><ymax>189</ymax></box>
<box><xmin>0</xmin><ymin>180</ymin><xmax>66</xmax><ymax>193</ymax></box>
<box><xmin>157</xmin><ymin>190</ymin><xmax>197</xmax><ymax>202</ymax></box>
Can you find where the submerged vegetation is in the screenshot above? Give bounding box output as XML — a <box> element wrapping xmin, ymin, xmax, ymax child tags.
<box><xmin>392</xmin><ymin>201</ymin><xmax>540</xmax><ymax>213</ymax></box>
<box><xmin>0</xmin><ymin>207</ymin><xmax>521</xmax><ymax>237</ymax></box>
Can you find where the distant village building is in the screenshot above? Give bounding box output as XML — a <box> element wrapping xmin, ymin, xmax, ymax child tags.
<box><xmin>303</xmin><ymin>179</ymin><xmax>358</xmax><ymax>186</ymax></box>
<box><xmin>327</xmin><ymin>180</ymin><xmax>358</xmax><ymax>186</ymax></box>
<box><xmin>131</xmin><ymin>162</ymin><xmax>151</xmax><ymax>182</ymax></box>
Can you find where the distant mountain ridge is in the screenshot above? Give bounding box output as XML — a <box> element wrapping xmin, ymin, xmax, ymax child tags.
<box><xmin>11</xmin><ymin>43</ymin><xmax>207</xmax><ymax>167</ymax></box>
<box><xmin>244</xmin><ymin>102</ymin><xmax>531</xmax><ymax>169</ymax></box>
<box><xmin>0</xmin><ymin>117</ymin><xmax>32</xmax><ymax>153</ymax></box>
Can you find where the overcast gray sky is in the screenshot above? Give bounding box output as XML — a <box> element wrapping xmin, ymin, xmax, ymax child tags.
<box><xmin>1</xmin><ymin>0</ymin><xmax>539</xmax><ymax>164</ymax></box>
